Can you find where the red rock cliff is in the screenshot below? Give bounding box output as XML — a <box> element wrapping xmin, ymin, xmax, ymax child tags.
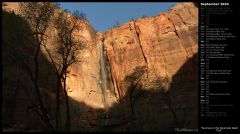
<box><xmin>103</xmin><ymin>2</ymin><xmax>198</xmax><ymax>97</ymax></box>
<box><xmin>3</xmin><ymin>2</ymin><xmax>198</xmax><ymax>130</ymax></box>
<box><xmin>3</xmin><ymin>2</ymin><xmax>198</xmax><ymax>107</ymax></box>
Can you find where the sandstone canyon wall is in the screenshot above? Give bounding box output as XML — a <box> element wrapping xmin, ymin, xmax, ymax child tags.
<box><xmin>104</xmin><ymin>2</ymin><xmax>198</xmax><ymax>98</ymax></box>
<box><xmin>2</xmin><ymin>1</ymin><xmax>198</xmax><ymax>108</ymax></box>
<box><xmin>2</xmin><ymin>2</ymin><xmax>198</xmax><ymax>131</ymax></box>
<box><xmin>63</xmin><ymin>2</ymin><xmax>199</xmax><ymax>110</ymax></box>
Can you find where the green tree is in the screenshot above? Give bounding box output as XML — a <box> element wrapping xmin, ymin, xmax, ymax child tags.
<box><xmin>73</xmin><ymin>10</ymin><xmax>87</xmax><ymax>20</ymax></box>
<box><xmin>141</xmin><ymin>15</ymin><xmax>148</xmax><ymax>18</ymax></box>
<box><xmin>113</xmin><ymin>20</ymin><xmax>120</xmax><ymax>28</ymax></box>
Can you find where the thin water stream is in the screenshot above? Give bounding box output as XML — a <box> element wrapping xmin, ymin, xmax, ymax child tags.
<box><xmin>99</xmin><ymin>43</ymin><xmax>110</xmax><ymax>126</ymax></box>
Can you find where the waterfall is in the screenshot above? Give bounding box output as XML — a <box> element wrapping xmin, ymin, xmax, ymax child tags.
<box><xmin>99</xmin><ymin>43</ymin><xmax>109</xmax><ymax>126</ymax></box>
<box><xmin>100</xmin><ymin>43</ymin><xmax>108</xmax><ymax>108</ymax></box>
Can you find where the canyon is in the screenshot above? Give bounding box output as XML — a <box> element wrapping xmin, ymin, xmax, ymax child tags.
<box><xmin>2</xmin><ymin>2</ymin><xmax>198</xmax><ymax>131</ymax></box>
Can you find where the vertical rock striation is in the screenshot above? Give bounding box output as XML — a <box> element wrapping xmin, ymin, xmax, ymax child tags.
<box><xmin>103</xmin><ymin>2</ymin><xmax>198</xmax><ymax>97</ymax></box>
<box><xmin>3</xmin><ymin>2</ymin><xmax>198</xmax><ymax>130</ymax></box>
<box><xmin>2</xmin><ymin>1</ymin><xmax>198</xmax><ymax>105</ymax></box>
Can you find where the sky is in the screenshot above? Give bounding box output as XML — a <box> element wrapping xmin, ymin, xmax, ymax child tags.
<box><xmin>59</xmin><ymin>2</ymin><xmax>179</xmax><ymax>32</ymax></box>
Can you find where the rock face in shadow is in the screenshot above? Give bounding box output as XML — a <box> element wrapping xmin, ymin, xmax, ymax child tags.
<box><xmin>2</xmin><ymin>10</ymin><xmax>59</xmax><ymax>131</ymax></box>
<box><xmin>2</xmin><ymin>1</ymin><xmax>198</xmax><ymax>111</ymax></box>
<box><xmin>66</xmin><ymin>53</ymin><xmax>198</xmax><ymax>132</ymax></box>
<box><xmin>2</xmin><ymin>2</ymin><xmax>198</xmax><ymax>131</ymax></box>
